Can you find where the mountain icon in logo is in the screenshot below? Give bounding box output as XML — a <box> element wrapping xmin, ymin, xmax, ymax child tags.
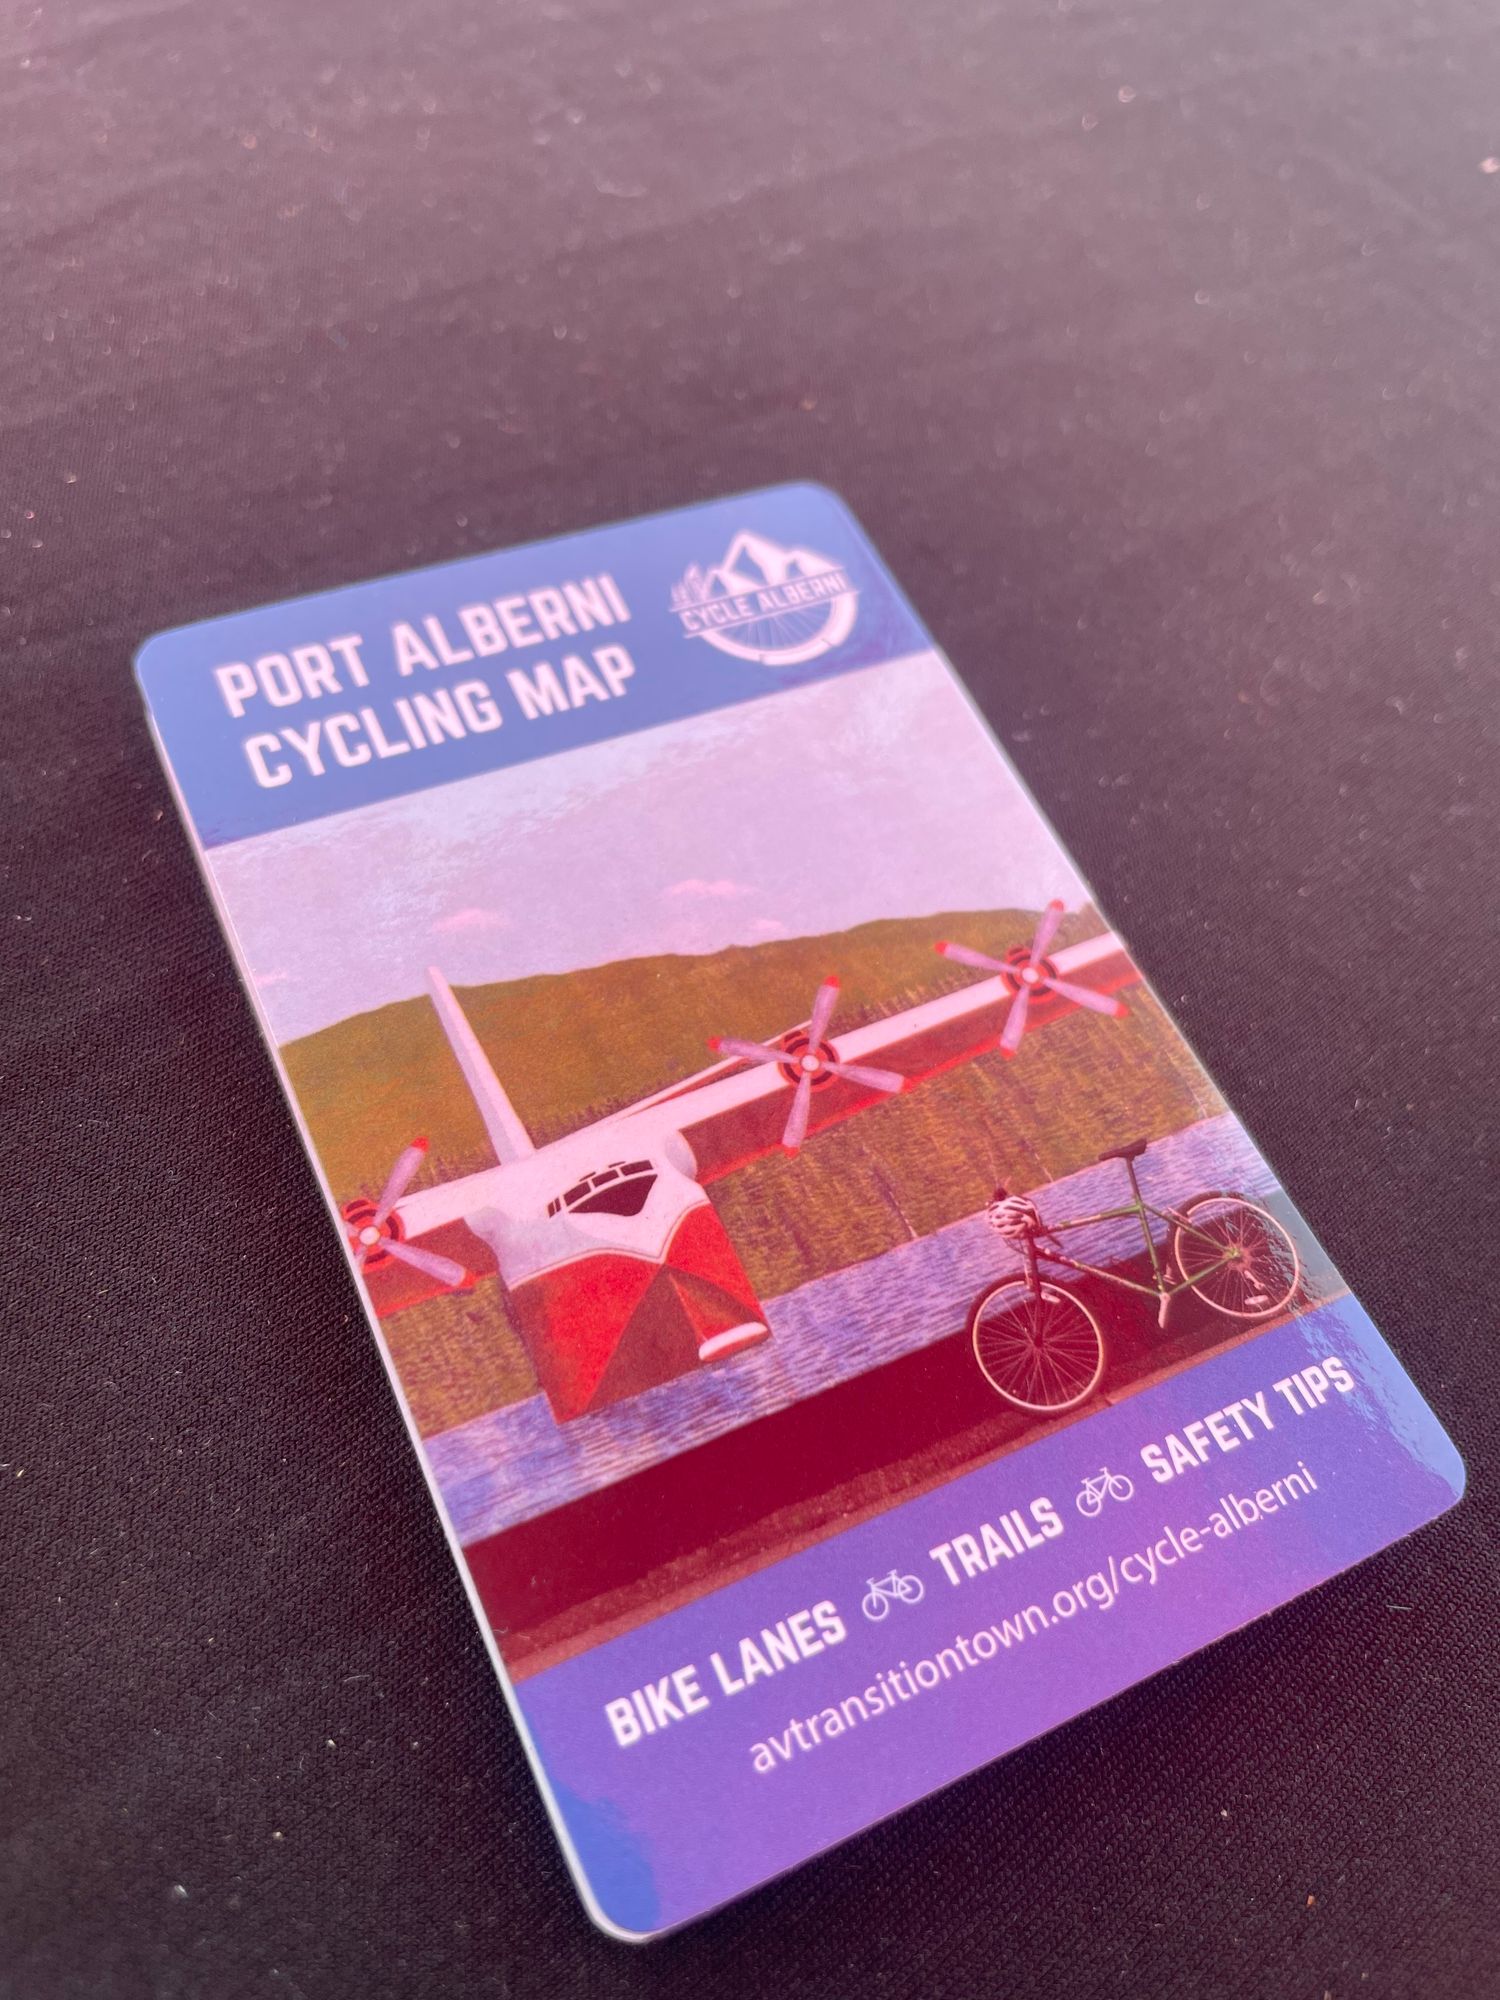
<box><xmin>691</xmin><ymin>532</ymin><xmax>839</xmax><ymax>599</ymax></box>
<box><xmin>671</xmin><ymin>530</ymin><xmax>858</xmax><ymax>668</ymax></box>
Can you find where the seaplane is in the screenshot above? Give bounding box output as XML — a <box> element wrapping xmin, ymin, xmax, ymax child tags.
<box><xmin>340</xmin><ymin>902</ymin><xmax>1141</xmax><ymax>1423</ymax></box>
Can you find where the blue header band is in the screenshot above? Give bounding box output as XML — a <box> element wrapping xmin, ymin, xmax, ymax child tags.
<box><xmin>136</xmin><ymin>484</ymin><xmax>929</xmax><ymax>848</ymax></box>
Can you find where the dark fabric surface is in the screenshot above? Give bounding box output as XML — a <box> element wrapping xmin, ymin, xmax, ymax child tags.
<box><xmin>5</xmin><ymin>0</ymin><xmax>1499</xmax><ymax>1993</ymax></box>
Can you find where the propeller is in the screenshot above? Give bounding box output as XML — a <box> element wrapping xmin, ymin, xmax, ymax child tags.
<box><xmin>342</xmin><ymin>1137</ymin><xmax>474</xmax><ymax>1292</ymax></box>
<box><xmin>935</xmin><ymin>900</ymin><xmax>1128</xmax><ymax>1058</ymax></box>
<box><xmin>708</xmin><ymin>975</ymin><xmax>907</xmax><ymax>1153</ymax></box>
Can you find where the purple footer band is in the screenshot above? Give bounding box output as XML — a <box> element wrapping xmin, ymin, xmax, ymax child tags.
<box><xmin>513</xmin><ymin>1298</ymin><xmax>1462</xmax><ymax>1936</ymax></box>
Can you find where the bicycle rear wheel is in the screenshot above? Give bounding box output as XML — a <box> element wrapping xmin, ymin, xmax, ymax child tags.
<box><xmin>1173</xmin><ymin>1195</ymin><xmax>1301</xmax><ymax>1319</ymax></box>
<box><xmin>969</xmin><ymin>1280</ymin><xmax>1106</xmax><ymax>1413</ymax></box>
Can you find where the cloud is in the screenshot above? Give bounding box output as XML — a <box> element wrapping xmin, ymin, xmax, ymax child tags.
<box><xmin>431</xmin><ymin>907</ymin><xmax>507</xmax><ymax>934</ymax></box>
<box><xmin>751</xmin><ymin>917</ymin><xmax>787</xmax><ymax>936</ymax></box>
<box><xmin>664</xmin><ymin>878</ymin><xmax>754</xmax><ymax>899</ymax></box>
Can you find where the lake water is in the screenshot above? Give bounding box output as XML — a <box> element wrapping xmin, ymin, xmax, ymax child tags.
<box><xmin>427</xmin><ymin>1113</ymin><xmax>1303</xmax><ymax>1543</ymax></box>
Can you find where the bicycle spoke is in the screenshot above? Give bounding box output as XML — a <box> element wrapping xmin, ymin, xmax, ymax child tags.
<box><xmin>1174</xmin><ymin>1198</ymin><xmax>1299</xmax><ymax>1320</ymax></box>
<box><xmin>973</xmin><ymin>1284</ymin><xmax>1104</xmax><ymax>1410</ymax></box>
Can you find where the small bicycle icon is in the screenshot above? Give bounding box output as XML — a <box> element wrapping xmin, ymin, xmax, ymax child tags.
<box><xmin>861</xmin><ymin>1569</ymin><xmax>925</xmax><ymax>1621</ymax></box>
<box><xmin>1075</xmin><ymin>1467</ymin><xmax>1135</xmax><ymax>1518</ymax></box>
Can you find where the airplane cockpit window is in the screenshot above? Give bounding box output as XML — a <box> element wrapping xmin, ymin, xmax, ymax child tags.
<box><xmin>547</xmin><ymin>1161</ymin><xmax>657</xmax><ymax>1220</ymax></box>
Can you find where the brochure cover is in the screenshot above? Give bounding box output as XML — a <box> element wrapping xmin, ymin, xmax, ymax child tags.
<box><xmin>137</xmin><ymin>483</ymin><xmax>1464</xmax><ymax>1938</ymax></box>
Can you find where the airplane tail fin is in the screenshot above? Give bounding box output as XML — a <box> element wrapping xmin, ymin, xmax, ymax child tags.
<box><xmin>425</xmin><ymin>966</ymin><xmax>536</xmax><ymax>1164</ymax></box>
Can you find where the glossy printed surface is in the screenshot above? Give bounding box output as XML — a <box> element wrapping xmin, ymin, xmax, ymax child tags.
<box><xmin>140</xmin><ymin>488</ymin><xmax>1464</xmax><ymax>1937</ymax></box>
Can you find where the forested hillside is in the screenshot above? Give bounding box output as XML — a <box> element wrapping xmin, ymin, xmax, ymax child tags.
<box><xmin>284</xmin><ymin>909</ymin><xmax>1221</xmax><ymax>1434</ymax></box>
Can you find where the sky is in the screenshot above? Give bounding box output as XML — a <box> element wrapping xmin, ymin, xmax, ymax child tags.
<box><xmin>208</xmin><ymin>654</ymin><xmax>1090</xmax><ymax>1042</ymax></box>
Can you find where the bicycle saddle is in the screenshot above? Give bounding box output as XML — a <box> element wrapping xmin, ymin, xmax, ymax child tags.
<box><xmin>1096</xmin><ymin>1137</ymin><xmax>1150</xmax><ymax>1163</ymax></box>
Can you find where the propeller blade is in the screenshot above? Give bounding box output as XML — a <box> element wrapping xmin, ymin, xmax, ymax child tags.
<box><xmin>935</xmin><ymin>941</ymin><xmax>1008</xmax><ymax>974</ymax></box>
<box><xmin>827</xmin><ymin>1059</ymin><xmax>905</xmax><ymax>1093</ymax></box>
<box><xmin>1045</xmin><ymin>977</ymin><xmax>1128</xmax><ymax>1018</ymax></box>
<box><xmin>999</xmin><ymin>984</ymin><xmax>1031</xmax><ymax>1057</ymax></box>
<box><xmin>382</xmin><ymin>1237</ymin><xmax>473</xmax><ymax>1290</ymax></box>
<box><xmin>709</xmin><ymin>1035</ymin><xmax>785</xmax><ymax>1066</ymax></box>
<box><xmin>373</xmin><ymin>1137</ymin><xmax>429</xmax><ymax>1228</ymax></box>
<box><xmin>1028</xmin><ymin>898</ymin><xmax>1066</xmax><ymax>963</ymax></box>
<box><xmin>781</xmin><ymin>1070</ymin><xmax>814</xmax><ymax>1152</ymax></box>
<box><xmin>807</xmin><ymin>976</ymin><xmax>840</xmax><ymax>1048</ymax></box>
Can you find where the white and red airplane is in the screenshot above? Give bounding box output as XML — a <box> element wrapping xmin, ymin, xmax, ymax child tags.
<box><xmin>340</xmin><ymin>903</ymin><xmax>1141</xmax><ymax>1423</ymax></box>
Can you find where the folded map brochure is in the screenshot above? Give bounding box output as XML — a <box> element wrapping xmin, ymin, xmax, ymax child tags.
<box><xmin>137</xmin><ymin>483</ymin><xmax>1464</xmax><ymax>1937</ymax></box>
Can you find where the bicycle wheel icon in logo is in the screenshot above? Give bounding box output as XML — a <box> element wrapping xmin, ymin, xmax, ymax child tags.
<box><xmin>670</xmin><ymin>530</ymin><xmax>859</xmax><ymax>668</ymax></box>
<box><xmin>1075</xmin><ymin>1467</ymin><xmax>1135</xmax><ymax>1518</ymax></box>
<box><xmin>861</xmin><ymin>1569</ymin><xmax>925</xmax><ymax>1621</ymax></box>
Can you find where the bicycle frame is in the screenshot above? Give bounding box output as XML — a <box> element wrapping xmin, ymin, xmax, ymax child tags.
<box><xmin>1017</xmin><ymin>1158</ymin><xmax>1240</xmax><ymax>1304</ymax></box>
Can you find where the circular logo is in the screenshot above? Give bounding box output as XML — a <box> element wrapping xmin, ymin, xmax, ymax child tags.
<box><xmin>671</xmin><ymin>530</ymin><xmax>859</xmax><ymax>669</ymax></box>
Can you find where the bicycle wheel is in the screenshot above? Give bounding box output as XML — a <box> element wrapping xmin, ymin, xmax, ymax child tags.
<box><xmin>1173</xmin><ymin>1195</ymin><xmax>1301</xmax><ymax>1319</ymax></box>
<box><xmin>969</xmin><ymin>1280</ymin><xmax>1106</xmax><ymax>1413</ymax></box>
<box><xmin>1105</xmin><ymin>1472</ymin><xmax>1135</xmax><ymax>1503</ymax></box>
<box><xmin>894</xmin><ymin>1573</ymin><xmax>924</xmax><ymax>1605</ymax></box>
<box><xmin>1075</xmin><ymin>1483</ymin><xmax>1104</xmax><ymax>1518</ymax></box>
<box><xmin>861</xmin><ymin>1587</ymin><xmax>889</xmax><ymax>1622</ymax></box>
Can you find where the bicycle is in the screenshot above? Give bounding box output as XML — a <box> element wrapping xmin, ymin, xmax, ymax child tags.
<box><xmin>861</xmin><ymin>1569</ymin><xmax>926</xmax><ymax>1621</ymax></box>
<box><xmin>969</xmin><ymin>1139</ymin><xmax>1302</xmax><ymax>1415</ymax></box>
<box><xmin>1075</xmin><ymin>1466</ymin><xmax>1134</xmax><ymax>1517</ymax></box>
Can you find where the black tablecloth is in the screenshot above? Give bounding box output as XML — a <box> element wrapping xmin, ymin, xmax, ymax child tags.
<box><xmin>7</xmin><ymin>2</ymin><xmax>1498</xmax><ymax>1993</ymax></box>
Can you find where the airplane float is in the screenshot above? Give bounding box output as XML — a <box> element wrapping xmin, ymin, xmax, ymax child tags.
<box><xmin>340</xmin><ymin>902</ymin><xmax>1142</xmax><ymax>1423</ymax></box>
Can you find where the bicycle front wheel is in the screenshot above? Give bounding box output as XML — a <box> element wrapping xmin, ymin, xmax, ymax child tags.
<box><xmin>970</xmin><ymin>1280</ymin><xmax>1106</xmax><ymax>1414</ymax></box>
<box><xmin>1173</xmin><ymin>1195</ymin><xmax>1301</xmax><ymax>1319</ymax></box>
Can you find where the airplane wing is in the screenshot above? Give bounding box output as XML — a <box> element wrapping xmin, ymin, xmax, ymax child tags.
<box><xmin>358</xmin><ymin>926</ymin><xmax>1140</xmax><ymax>1313</ymax></box>
<box><xmin>635</xmin><ymin>929</ymin><xmax>1141</xmax><ymax>1181</ymax></box>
